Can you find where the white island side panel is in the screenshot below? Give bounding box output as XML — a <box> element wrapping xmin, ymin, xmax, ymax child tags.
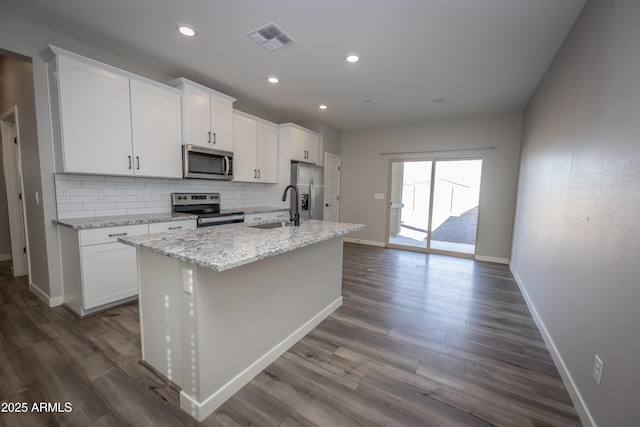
<box><xmin>137</xmin><ymin>237</ymin><xmax>344</xmax><ymax>421</ymax></box>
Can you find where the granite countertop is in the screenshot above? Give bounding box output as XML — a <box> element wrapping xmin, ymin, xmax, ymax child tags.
<box><xmin>54</xmin><ymin>213</ymin><xmax>198</xmax><ymax>229</ymax></box>
<box><xmin>119</xmin><ymin>220</ymin><xmax>364</xmax><ymax>272</ymax></box>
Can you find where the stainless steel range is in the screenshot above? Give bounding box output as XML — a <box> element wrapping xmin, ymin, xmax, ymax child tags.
<box><xmin>171</xmin><ymin>192</ymin><xmax>244</xmax><ymax>227</ymax></box>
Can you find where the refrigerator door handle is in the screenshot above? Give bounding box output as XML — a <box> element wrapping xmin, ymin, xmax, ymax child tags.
<box><xmin>309</xmin><ymin>178</ymin><xmax>314</xmax><ymax>219</ymax></box>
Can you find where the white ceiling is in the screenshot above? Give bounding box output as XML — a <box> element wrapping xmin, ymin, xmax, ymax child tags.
<box><xmin>2</xmin><ymin>0</ymin><xmax>586</xmax><ymax>131</ymax></box>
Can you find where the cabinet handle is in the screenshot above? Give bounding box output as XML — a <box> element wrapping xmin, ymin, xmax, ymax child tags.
<box><xmin>136</xmin><ymin>156</ymin><xmax>140</xmax><ymax>170</ymax></box>
<box><xmin>254</xmin><ymin>169</ymin><xmax>257</xmax><ymax>179</ymax></box>
<box><xmin>128</xmin><ymin>155</ymin><xmax>132</xmax><ymax>169</ymax></box>
<box><xmin>212</xmin><ymin>132</ymin><xmax>216</xmax><ymax>144</ymax></box>
<box><xmin>257</xmin><ymin>169</ymin><xmax>261</xmax><ymax>179</ymax></box>
<box><xmin>108</xmin><ymin>232</ymin><xmax>128</xmax><ymax>237</ymax></box>
<box><xmin>208</xmin><ymin>131</ymin><xmax>211</xmax><ymax>144</ymax></box>
<box><xmin>168</xmin><ymin>226</ymin><xmax>183</xmax><ymax>230</ymax></box>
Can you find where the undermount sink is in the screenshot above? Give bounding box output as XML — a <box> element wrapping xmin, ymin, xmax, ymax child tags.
<box><xmin>250</xmin><ymin>221</ymin><xmax>295</xmax><ymax>229</ymax></box>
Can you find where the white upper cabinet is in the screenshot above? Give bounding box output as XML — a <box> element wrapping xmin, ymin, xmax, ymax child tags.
<box><xmin>256</xmin><ymin>121</ymin><xmax>278</xmax><ymax>182</ymax></box>
<box><xmin>130</xmin><ymin>79</ymin><xmax>182</xmax><ymax>178</ymax></box>
<box><xmin>232</xmin><ymin>113</ymin><xmax>258</xmax><ymax>182</ymax></box>
<box><xmin>232</xmin><ymin>111</ymin><xmax>278</xmax><ymax>183</ymax></box>
<box><xmin>168</xmin><ymin>78</ymin><xmax>235</xmax><ymax>152</ymax></box>
<box><xmin>56</xmin><ymin>54</ymin><xmax>133</xmax><ymax>175</ymax></box>
<box><xmin>47</xmin><ymin>46</ymin><xmax>182</xmax><ymax>178</ymax></box>
<box><xmin>280</xmin><ymin>124</ymin><xmax>319</xmax><ymax>165</ymax></box>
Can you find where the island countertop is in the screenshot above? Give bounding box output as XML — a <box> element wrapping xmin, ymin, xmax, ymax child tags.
<box><xmin>119</xmin><ymin>220</ymin><xmax>364</xmax><ymax>272</ymax></box>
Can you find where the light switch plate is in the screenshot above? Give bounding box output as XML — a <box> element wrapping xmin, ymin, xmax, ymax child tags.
<box><xmin>374</xmin><ymin>193</ymin><xmax>385</xmax><ymax>200</ymax></box>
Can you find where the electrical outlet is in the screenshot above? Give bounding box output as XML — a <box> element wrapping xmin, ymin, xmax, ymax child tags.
<box><xmin>592</xmin><ymin>354</ymin><xmax>603</xmax><ymax>386</ymax></box>
<box><xmin>182</xmin><ymin>268</ymin><xmax>193</xmax><ymax>295</ymax></box>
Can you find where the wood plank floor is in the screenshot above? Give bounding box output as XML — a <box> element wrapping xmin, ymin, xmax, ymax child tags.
<box><xmin>0</xmin><ymin>243</ymin><xmax>582</xmax><ymax>426</ymax></box>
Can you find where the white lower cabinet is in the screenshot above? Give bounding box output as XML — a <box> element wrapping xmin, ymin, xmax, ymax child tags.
<box><xmin>81</xmin><ymin>242</ymin><xmax>138</xmax><ymax>310</ymax></box>
<box><xmin>60</xmin><ymin>220</ymin><xmax>196</xmax><ymax>316</ymax></box>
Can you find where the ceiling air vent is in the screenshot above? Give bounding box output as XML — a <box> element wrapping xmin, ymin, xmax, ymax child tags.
<box><xmin>247</xmin><ymin>23</ymin><xmax>295</xmax><ymax>51</ymax></box>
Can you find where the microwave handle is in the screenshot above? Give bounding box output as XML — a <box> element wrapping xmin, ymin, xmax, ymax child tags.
<box><xmin>224</xmin><ymin>156</ymin><xmax>230</xmax><ymax>175</ymax></box>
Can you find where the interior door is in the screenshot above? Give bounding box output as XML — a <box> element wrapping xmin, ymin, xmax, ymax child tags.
<box><xmin>323</xmin><ymin>154</ymin><xmax>340</xmax><ymax>221</ymax></box>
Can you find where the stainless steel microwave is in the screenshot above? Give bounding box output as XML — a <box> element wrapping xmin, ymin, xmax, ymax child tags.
<box><xmin>183</xmin><ymin>145</ymin><xmax>233</xmax><ymax>180</ymax></box>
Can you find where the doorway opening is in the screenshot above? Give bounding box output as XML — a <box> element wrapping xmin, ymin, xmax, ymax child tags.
<box><xmin>1</xmin><ymin>106</ymin><xmax>29</xmax><ymax>276</ymax></box>
<box><xmin>387</xmin><ymin>158</ymin><xmax>482</xmax><ymax>256</ymax></box>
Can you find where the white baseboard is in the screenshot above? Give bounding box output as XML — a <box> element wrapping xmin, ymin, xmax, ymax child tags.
<box><xmin>0</xmin><ymin>253</ymin><xmax>11</xmax><ymax>261</ymax></box>
<box><xmin>343</xmin><ymin>237</ymin><xmax>385</xmax><ymax>247</ymax></box>
<box><xmin>509</xmin><ymin>264</ymin><xmax>595</xmax><ymax>427</ymax></box>
<box><xmin>475</xmin><ymin>255</ymin><xmax>509</xmax><ymax>264</ymax></box>
<box><xmin>180</xmin><ymin>296</ymin><xmax>343</xmax><ymax>422</ymax></box>
<box><xmin>29</xmin><ymin>282</ymin><xmax>64</xmax><ymax>307</ymax></box>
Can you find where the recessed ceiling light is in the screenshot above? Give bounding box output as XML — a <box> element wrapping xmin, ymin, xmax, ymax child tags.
<box><xmin>346</xmin><ymin>54</ymin><xmax>360</xmax><ymax>63</ymax></box>
<box><xmin>319</xmin><ymin>104</ymin><xmax>328</xmax><ymax>110</ymax></box>
<box><xmin>178</xmin><ymin>25</ymin><xmax>196</xmax><ymax>37</ymax></box>
<box><xmin>267</xmin><ymin>76</ymin><xmax>279</xmax><ymax>83</ymax></box>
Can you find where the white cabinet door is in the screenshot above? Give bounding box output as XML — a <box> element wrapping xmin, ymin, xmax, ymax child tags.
<box><xmin>81</xmin><ymin>242</ymin><xmax>138</xmax><ymax>309</ymax></box>
<box><xmin>182</xmin><ymin>83</ymin><xmax>212</xmax><ymax>148</ymax></box>
<box><xmin>232</xmin><ymin>114</ymin><xmax>258</xmax><ymax>182</ymax></box>
<box><xmin>304</xmin><ymin>131</ymin><xmax>318</xmax><ymax>165</ymax></box>
<box><xmin>290</xmin><ymin>127</ymin><xmax>307</xmax><ymax>162</ymax></box>
<box><xmin>256</xmin><ymin>121</ymin><xmax>278</xmax><ymax>183</ymax></box>
<box><xmin>210</xmin><ymin>94</ymin><xmax>234</xmax><ymax>151</ymax></box>
<box><xmin>130</xmin><ymin>79</ymin><xmax>182</xmax><ymax>178</ymax></box>
<box><xmin>289</xmin><ymin>126</ymin><xmax>318</xmax><ymax>164</ymax></box>
<box><xmin>57</xmin><ymin>54</ymin><xmax>133</xmax><ymax>175</ymax></box>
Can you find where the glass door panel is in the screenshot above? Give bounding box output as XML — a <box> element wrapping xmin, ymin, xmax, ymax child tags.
<box><xmin>388</xmin><ymin>160</ymin><xmax>432</xmax><ymax>249</ymax></box>
<box><xmin>429</xmin><ymin>159</ymin><xmax>482</xmax><ymax>254</ymax></box>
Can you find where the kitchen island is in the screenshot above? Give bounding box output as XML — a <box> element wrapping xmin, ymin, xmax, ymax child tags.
<box><xmin>119</xmin><ymin>220</ymin><xmax>363</xmax><ymax>421</ymax></box>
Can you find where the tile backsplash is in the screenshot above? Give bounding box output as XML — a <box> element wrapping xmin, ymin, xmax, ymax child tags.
<box><xmin>55</xmin><ymin>174</ymin><xmax>268</xmax><ymax>219</ymax></box>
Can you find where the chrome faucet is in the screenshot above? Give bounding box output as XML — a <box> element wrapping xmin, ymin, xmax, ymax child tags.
<box><xmin>281</xmin><ymin>185</ymin><xmax>300</xmax><ymax>226</ymax></box>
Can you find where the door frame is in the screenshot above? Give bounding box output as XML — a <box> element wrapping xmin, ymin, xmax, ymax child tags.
<box><xmin>385</xmin><ymin>156</ymin><xmax>483</xmax><ymax>259</ymax></box>
<box><xmin>1</xmin><ymin>106</ymin><xmax>30</xmax><ymax>276</ymax></box>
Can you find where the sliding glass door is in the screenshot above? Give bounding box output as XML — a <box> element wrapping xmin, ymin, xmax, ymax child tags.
<box><xmin>388</xmin><ymin>161</ymin><xmax>432</xmax><ymax>248</ymax></box>
<box><xmin>387</xmin><ymin>158</ymin><xmax>482</xmax><ymax>256</ymax></box>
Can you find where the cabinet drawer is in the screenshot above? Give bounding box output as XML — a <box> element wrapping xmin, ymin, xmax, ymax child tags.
<box><xmin>269</xmin><ymin>211</ymin><xmax>289</xmax><ymax>221</ymax></box>
<box><xmin>244</xmin><ymin>213</ymin><xmax>269</xmax><ymax>226</ymax></box>
<box><xmin>149</xmin><ymin>220</ymin><xmax>197</xmax><ymax>234</ymax></box>
<box><xmin>79</xmin><ymin>224</ymin><xmax>149</xmax><ymax>246</ymax></box>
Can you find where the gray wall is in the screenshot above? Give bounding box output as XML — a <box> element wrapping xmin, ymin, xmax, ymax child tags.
<box><xmin>340</xmin><ymin>112</ymin><xmax>522</xmax><ymax>262</ymax></box>
<box><xmin>511</xmin><ymin>0</ymin><xmax>640</xmax><ymax>425</ymax></box>
<box><xmin>0</xmin><ymin>58</ymin><xmax>10</xmax><ymax>258</ymax></box>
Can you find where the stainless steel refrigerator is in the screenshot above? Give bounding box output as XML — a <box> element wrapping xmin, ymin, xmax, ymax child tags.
<box><xmin>291</xmin><ymin>163</ymin><xmax>324</xmax><ymax>220</ymax></box>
